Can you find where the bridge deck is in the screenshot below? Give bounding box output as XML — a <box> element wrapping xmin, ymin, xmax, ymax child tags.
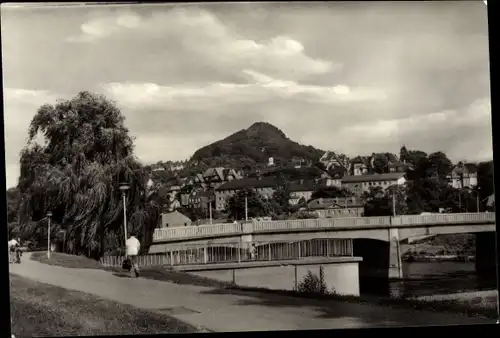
<box><xmin>153</xmin><ymin>212</ymin><xmax>495</xmax><ymax>243</ymax></box>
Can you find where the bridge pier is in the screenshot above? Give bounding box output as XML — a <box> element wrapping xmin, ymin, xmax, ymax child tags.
<box><xmin>388</xmin><ymin>238</ymin><xmax>404</xmax><ymax>279</ymax></box>
<box><xmin>475</xmin><ymin>232</ymin><xmax>497</xmax><ymax>277</ymax></box>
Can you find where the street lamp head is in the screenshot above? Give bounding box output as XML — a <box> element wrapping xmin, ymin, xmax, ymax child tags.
<box><xmin>119</xmin><ymin>183</ymin><xmax>131</xmax><ymax>192</ymax></box>
<box><xmin>46</xmin><ymin>211</ymin><xmax>53</xmax><ymax>217</ymax></box>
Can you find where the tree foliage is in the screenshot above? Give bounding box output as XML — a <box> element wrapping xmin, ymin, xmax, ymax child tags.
<box><xmin>17</xmin><ymin>92</ymin><xmax>161</xmax><ymax>258</ymax></box>
<box><xmin>270</xmin><ymin>184</ymin><xmax>291</xmax><ymax>215</ymax></box>
<box><xmin>310</xmin><ymin>186</ymin><xmax>350</xmax><ymax>200</ymax></box>
<box><xmin>372</xmin><ymin>154</ymin><xmax>389</xmax><ymax>174</ymax></box>
<box><xmin>7</xmin><ymin>187</ymin><xmax>20</xmax><ymax>223</ymax></box>
<box><xmin>225</xmin><ymin>188</ymin><xmax>273</xmax><ymax>220</ymax></box>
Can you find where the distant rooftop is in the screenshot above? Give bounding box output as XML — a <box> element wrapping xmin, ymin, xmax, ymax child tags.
<box><xmin>341</xmin><ymin>172</ymin><xmax>405</xmax><ymax>183</ymax></box>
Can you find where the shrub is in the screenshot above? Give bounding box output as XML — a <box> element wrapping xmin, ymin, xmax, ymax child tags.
<box><xmin>297</xmin><ymin>266</ymin><xmax>329</xmax><ymax>294</ymax></box>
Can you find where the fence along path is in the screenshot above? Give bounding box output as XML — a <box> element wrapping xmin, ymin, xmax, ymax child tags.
<box><xmin>100</xmin><ymin>238</ymin><xmax>353</xmax><ymax>268</ymax></box>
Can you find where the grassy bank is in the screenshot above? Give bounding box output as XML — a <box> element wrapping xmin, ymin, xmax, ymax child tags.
<box><xmin>30</xmin><ymin>252</ymin><xmax>498</xmax><ymax>320</ymax></box>
<box><xmin>9</xmin><ymin>274</ymin><xmax>200</xmax><ymax>337</ymax></box>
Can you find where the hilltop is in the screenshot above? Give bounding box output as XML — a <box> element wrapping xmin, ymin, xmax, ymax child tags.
<box><xmin>189</xmin><ymin>122</ymin><xmax>324</xmax><ymax>171</ymax></box>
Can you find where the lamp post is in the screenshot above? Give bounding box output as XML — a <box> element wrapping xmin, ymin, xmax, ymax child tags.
<box><xmin>119</xmin><ymin>183</ymin><xmax>130</xmax><ymax>247</ymax></box>
<box><xmin>244</xmin><ymin>190</ymin><xmax>249</xmax><ymax>221</ymax></box>
<box><xmin>475</xmin><ymin>187</ymin><xmax>481</xmax><ymax>213</ymax></box>
<box><xmin>209</xmin><ymin>195</ymin><xmax>213</xmax><ymax>225</ymax></box>
<box><xmin>46</xmin><ymin>211</ymin><xmax>52</xmax><ymax>259</ymax></box>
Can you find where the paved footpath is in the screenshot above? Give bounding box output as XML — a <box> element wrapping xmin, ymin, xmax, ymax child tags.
<box><xmin>9</xmin><ymin>253</ymin><xmax>494</xmax><ymax>332</ymax></box>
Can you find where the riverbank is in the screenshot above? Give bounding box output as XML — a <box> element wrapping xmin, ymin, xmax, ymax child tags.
<box><xmin>410</xmin><ymin>290</ymin><xmax>498</xmax><ymax>309</ymax></box>
<box><xmin>28</xmin><ymin>252</ymin><xmax>498</xmax><ymax>320</ymax></box>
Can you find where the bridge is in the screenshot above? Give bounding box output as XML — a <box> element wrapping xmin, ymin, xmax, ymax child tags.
<box><xmin>148</xmin><ymin>213</ymin><xmax>496</xmax><ymax>279</ymax></box>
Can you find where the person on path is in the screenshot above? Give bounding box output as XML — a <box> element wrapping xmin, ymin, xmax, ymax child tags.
<box><xmin>249</xmin><ymin>243</ymin><xmax>257</xmax><ymax>261</ymax></box>
<box><xmin>125</xmin><ymin>232</ymin><xmax>141</xmax><ymax>278</ymax></box>
<box><xmin>8</xmin><ymin>237</ymin><xmax>20</xmax><ymax>264</ymax></box>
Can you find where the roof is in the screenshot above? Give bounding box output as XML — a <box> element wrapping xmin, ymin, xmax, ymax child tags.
<box><xmin>451</xmin><ymin>163</ymin><xmax>478</xmax><ymax>176</ymax></box>
<box><xmin>195</xmin><ymin>191</ymin><xmax>214</xmax><ymax>198</ymax></box>
<box><xmin>351</xmin><ymin>156</ymin><xmax>370</xmax><ymax>166</ymax></box>
<box><xmin>308</xmin><ymin>197</ymin><xmax>364</xmax><ymax>210</ymax></box>
<box><xmin>203</xmin><ymin>167</ymin><xmax>225</xmax><ymax>180</ymax></box>
<box><xmin>341</xmin><ymin>172</ymin><xmax>405</xmax><ymax>183</ymax></box>
<box><xmin>216</xmin><ymin>177</ymin><xmax>279</xmax><ymax>191</ymax></box>
<box><xmin>288</xmin><ymin>180</ymin><xmax>318</xmax><ymax>192</ymax></box>
<box><xmin>464</xmin><ymin>163</ymin><xmax>478</xmax><ymax>173</ymax></box>
<box><xmin>161</xmin><ymin>211</ymin><xmax>192</xmax><ymax>225</ymax></box>
<box><xmin>388</xmin><ymin>161</ymin><xmax>413</xmax><ymax>168</ymax></box>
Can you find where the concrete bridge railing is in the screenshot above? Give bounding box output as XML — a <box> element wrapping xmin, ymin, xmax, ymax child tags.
<box><xmin>152</xmin><ymin>212</ymin><xmax>495</xmax><ymax>243</ymax></box>
<box><xmin>153</xmin><ymin>222</ymin><xmax>242</xmax><ymax>242</ymax></box>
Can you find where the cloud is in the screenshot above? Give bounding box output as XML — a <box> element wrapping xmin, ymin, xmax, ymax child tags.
<box><xmin>66</xmin><ymin>11</ymin><xmax>142</xmax><ymax>43</ymax></box>
<box><xmin>303</xmin><ymin>97</ymin><xmax>493</xmax><ymax>162</ymax></box>
<box><xmin>102</xmin><ymin>69</ymin><xmax>386</xmax><ymax>111</ymax></box>
<box><xmin>67</xmin><ymin>7</ymin><xmax>337</xmax><ymax>80</ymax></box>
<box><xmin>3</xmin><ymin>88</ymin><xmax>58</xmax><ymax>188</ymax></box>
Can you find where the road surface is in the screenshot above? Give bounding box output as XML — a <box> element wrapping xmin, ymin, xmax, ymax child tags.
<box><xmin>9</xmin><ymin>253</ymin><xmax>494</xmax><ymax>332</ymax></box>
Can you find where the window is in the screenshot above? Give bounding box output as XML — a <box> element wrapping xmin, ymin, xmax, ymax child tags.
<box><xmin>184</xmin><ymin>223</ymin><xmax>187</xmax><ymax>226</ymax></box>
<box><xmin>166</xmin><ymin>223</ymin><xmax>169</xmax><ymax>227</ymax></box>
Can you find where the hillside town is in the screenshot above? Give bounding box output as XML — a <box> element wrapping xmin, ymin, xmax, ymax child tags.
<box><xmin>146</xmin><ymin>149</ymin><xmax>493</xmax><ymax>229</ymax></box>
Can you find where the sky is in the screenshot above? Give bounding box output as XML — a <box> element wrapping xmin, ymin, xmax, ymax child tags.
<box><xmin>2</xmin><ymin>1</ymin><xmax>492</xmax><ymax>189</ymax></box>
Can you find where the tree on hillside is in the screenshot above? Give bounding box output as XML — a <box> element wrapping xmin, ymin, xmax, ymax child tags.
<box><xmin>372</xmin><ymin>154</ymin><xmax>389</xmax><ymax>174</ymax></box>
<box><xmin>405</xmin><ymin>149</ymin><xmax>428</xmax><ymax>167</ymax></box>
<box><xmin>225</xmin><ymin>188</ymin><xmax>273</xmax><ymax>220</ymax></box>
<box><xmin>362</xmin><ymin>186</ymin><xmax>391</xmax><ymax>216</ymax></box>
<box><xmin>362</xmin><ymin>185</ymin><xmax>407</xmax><ymax>216</ymax></box>
<box><xmin>477</xmin><ymin>160</ymin><xmax>494</xmax><ymax>202</ymax></box>
<box><xmin>310</xmin><ymin>186</ymin><xmax>350</xmax><ymax>200</ymax></box>
<box><xmin>17</xmin><ymin>91</ymin><xmax>161</xmax><ymax>258</ymax></box>
<box><xmin>399</xmin><ymin>145</ymin><xmax>409</xmax><ymax>163</ymax></box>
<box><xmin>385</xmin><ymin>184</ymin><xmax>408</xmax><ymax>215</ymax></box>
<box><xmin>428</xmin><ymin>151</ymin><xmax>453</xmax><ymax>180</ymax></box>
<box><xmin>271</xmin><ymin>183</ymin><xmax>291</xmax><ymax>215</ymax></box>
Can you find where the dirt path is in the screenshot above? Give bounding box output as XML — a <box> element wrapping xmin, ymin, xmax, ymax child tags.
<box><xmin>9</xmin><ymin>253</ymin><xmax>494</xmax><ymax>332</ymax></box>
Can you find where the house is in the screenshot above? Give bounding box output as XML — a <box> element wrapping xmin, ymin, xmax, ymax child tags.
<box><xmin>448</xmin><ymin>162</ymin><xmax>478</xmax><ymax>189</ymax></box>
<box><xmin>288</xmin><ymin>180</ymin><xmax>318</xmax><ymax>205</ymax></box>
<box><xmin>341</xmin><ymin>172</ymin><xmax>406</xmax><ymax>196</ymax></box>
<box><xmin>388</xmin><ymin>160</ymin><xmax>414</xmax><ymax>173</ymax></box>
<box><xmin>320</xmin><ymin>151</ymin><xmax>350</xmax><ymax>171</ymax></box>
<box><xmin>188</xmin><ymin>190</ymin><xmax>214</xmax><ymax>211</ymax></box>
<box><xmin>214</xmin><ymin>177</ymin><xmax>278</xmax><ymax>211</ymax></box>
<box><xmin>202</xmin><ymin>167</ymin><xmax>243</xmax><ymax>190</ymax></box>
<box><xmin>159</xmin><ymin>210</ymin><xmax>192</xmax><ymax>228</ymax></box>
<box><xmin>168</xmin><ymin>199</ymin><xmax>181</xmax><ymax>211</ymax></box>
<box><xmin>307</xmin><ymin>197</ymin><xmax>365</xmax><ymax>218</ymax></box>
<box><xmin>350</xmin><ymin>156</ymin><xmax>370</xmax><ymax>176</ymax></box>
<box><xmin>290</xmin><ymin>156</ymin><xmax>311</xmax><ymax>169</ymax></box>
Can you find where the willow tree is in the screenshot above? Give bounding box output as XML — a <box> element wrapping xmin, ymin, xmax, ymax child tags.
<box><xmin>18</xmin><ymin>91</ymin><xmax>161</xmax><ymax>259</ymax></box>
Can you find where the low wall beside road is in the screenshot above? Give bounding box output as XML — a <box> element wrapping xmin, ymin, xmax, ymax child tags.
<box><xmin>177</xmin><ymin>256</ymin><xmax>363</xmax><ymax>297</ymax></box>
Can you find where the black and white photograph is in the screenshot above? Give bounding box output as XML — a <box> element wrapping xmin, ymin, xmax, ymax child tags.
<box><xmin>3</xmin><ymin>1</ymin><xmax>498</xmax><ymax>336</ymax></box>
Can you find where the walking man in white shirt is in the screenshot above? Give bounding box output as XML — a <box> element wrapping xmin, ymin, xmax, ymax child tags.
<box><xmin>125</xmin><ymin>232</ymin><xmax>141</xmax><ymax>278</ymax></box>
<box><xmin>8</xmin><ymin>237</ymin><xmax>20</xmax><ymax>264</ymax></box>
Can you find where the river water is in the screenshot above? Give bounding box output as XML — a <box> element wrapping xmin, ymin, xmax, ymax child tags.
<box><xmin>360</xmin><ymin>261</ymin><xmax>498</xmax><ymax>299</ymax></box>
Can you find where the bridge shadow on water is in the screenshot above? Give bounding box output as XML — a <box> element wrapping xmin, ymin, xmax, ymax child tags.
<box><xmin>197</xmin><ymin>287</ymin><xmax>488</xmax><ymax>326</ymax></box>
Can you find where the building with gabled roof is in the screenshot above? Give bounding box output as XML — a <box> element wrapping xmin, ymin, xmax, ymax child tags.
<box><xmin>448</xmin><ymin>162</ymin><xmax>478</xmax><ymax>189</ymax></box>
<box><xmin>159</xmin><ymin>211</ymin><xmax>192</xmax><ymax>228</ymax></box>
<box><xmin>341</xmin><ymin>172</ymin><xmax>406</xmax><ymax>196</ymax></box>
